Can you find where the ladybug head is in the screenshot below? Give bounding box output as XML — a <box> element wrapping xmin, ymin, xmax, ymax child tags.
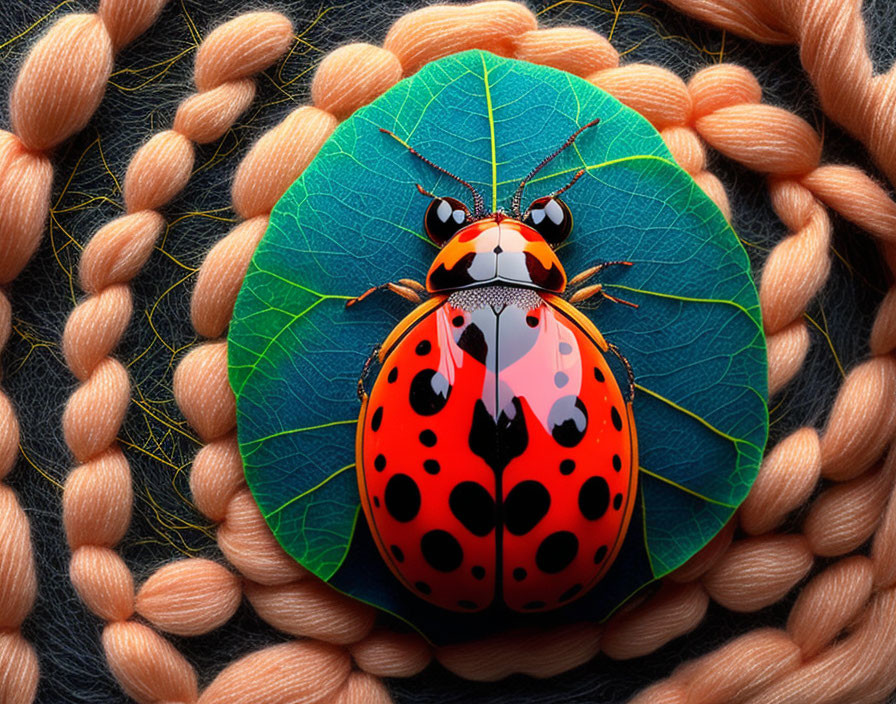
<box><xmin>380</xmin><ymin>120</ymin><xmax>600</xmax><ymax>292</ymax></box>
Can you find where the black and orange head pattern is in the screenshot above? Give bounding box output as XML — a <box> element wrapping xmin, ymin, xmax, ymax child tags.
<box><xmin>426</xmin><ymin>217</ymin><xmax>567</xmax><ymax>294</ymax></box>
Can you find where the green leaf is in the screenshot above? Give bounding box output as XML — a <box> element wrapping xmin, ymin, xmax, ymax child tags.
<box><xmin>229</xmin><ymin>50</ymin><xmax>768</xmax><ymax>642</ymax></box>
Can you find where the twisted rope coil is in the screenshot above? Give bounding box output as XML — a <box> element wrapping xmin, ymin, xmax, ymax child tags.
<box><xmin>660</xmin><ymin>0</ymin><xmax>896</xmax><ymax>192</ymax></box>
<box><xmin>0</xmin><ymin>0</ymin><xmax>890</xmax><ymax>702</ymax></box>
<box><xmin>58</xmin><ymin>11</ymin><xmax>295</xmax><ymax>704</ymax></box>
<box><xmin>0</xmin><ymin>3</ymin><xmax>168</xmax><ymax>703</ymax></box>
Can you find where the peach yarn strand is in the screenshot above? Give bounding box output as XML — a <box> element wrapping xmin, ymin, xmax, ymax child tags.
<box><xmin>0</xmin><ymin>3</ymin><xmax>168</xmax><ymax>703</ymax></box>
<box><xmin>59</xmin><ymin>12</ymin><xmax>293</xmax><ymax>704</ymax></box>
<box><xmin>659</xmin><ymin>0</ymin><xmax>896</xmax><ymax>192</ymax></box>
<box><xmin>1</xmin><ymin>0</ymin><xmax>168</xmax><ymax>284</ymax></box>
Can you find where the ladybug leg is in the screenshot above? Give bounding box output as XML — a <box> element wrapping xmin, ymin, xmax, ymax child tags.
<box><xmin>356</xmin><ymin>344</ymin><xmax>383</xmax><ymax>401</ymax></box>
<box><xmin>568</xmin><ymin>283</ymin><xmax>639</xmax><ymax>308</ymax></box>
<box><xmin>607</xmin><ymin>341</ymin><xmax>636</xmax><ymax>401</ymax></box>
<box><xmin>345</xmin><ymin>279</ymin><xmax>425</xmax><ymax>308</ymax></box>
<box><xmin>568</xmin><ymin>260</ymin><xmax>633</xmax><ymax>288</ymax></box>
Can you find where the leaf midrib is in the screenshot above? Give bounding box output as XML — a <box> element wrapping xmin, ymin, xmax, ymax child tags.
<box><xmin>481</xmin><ymin>53</ymin><xmax>498</xmax><ymax>212</ymax></box>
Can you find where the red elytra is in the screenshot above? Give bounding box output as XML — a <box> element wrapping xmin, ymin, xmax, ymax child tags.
<box><xmin>352</xmin><ymin>121</ymin><xmax>638</xmax><ymax>613</ymax></box>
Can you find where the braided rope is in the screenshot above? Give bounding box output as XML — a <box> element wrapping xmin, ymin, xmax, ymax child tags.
<box><xmin>58</xmin><ymin>12</ymin><xmax>294</xmax><ymax>704</ymax></box>
<box><xmin>0</xmin><ymin>3</ymin><xmax>168</xmax><ymax>702</ymax></box>
<box><xmin>660</xmin><ymin>0</ymin><xmax>896</xmax><ymax>193</ymax></box>
<box><xmin>50</xmin><ymin>1</ymin><xmax>896</xmax><ymax>702</ymax></box>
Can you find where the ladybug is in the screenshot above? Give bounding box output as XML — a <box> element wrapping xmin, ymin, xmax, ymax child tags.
<box><xmin>348</xmin><ymin>119</ymin><xmax>639</xmax><ymax>613</ymax></box>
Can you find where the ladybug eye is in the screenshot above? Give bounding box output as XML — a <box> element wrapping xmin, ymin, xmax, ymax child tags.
<box><xmin>424</xmin><ymin>197</ymin><xmax>470</xmax><ymax>245</ymax></box>
<box><xmin>523</xmin><ymin>196</ymin><xmax>572</xmax><ymax>245</ymax></box>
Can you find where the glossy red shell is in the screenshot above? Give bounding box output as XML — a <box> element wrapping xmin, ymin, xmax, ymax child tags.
<box><xmin>356</xmin><ymin>287</ymin><xmax>637</xmax><ymax>613</ymax></box>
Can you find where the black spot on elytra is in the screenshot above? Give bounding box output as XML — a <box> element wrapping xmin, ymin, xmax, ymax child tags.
<box><xmin>472</xmin><ymin>565</ymin><xmax>485</xmax><ymax>580</ymax></box>
<box><xmin>387</xmin><ymin>367</ymin><xmax>398</xmax><ymax>383</ymax></box>
<box><xmin>554</xmin><ymin>371</ymin><xmax>568</xmax><ymax>388</ymax></box>
<box><xmin>469</xmin><ymin>397</ymin><xmax>528</xmax><ymax>472</ymax></box>
<box><xmin>548</xmin><ymin>396</ymin><xmax>588</xmax><ymax>447</ymax></box>
<box><xmin>594</xmin><ymin>367</ymin><xmax>605</xmax><ymax>382</ymax></box>
<box><xmin>374</xmin><ymin>454</ymin><xmax>386</xmax><ymax>472</ymax></box>
<box><xmin>614</xmin><ymin>492</ymin><xmax>623</xmax><ymax>510</ymax></box>
<box><xmin>522</xmin><ymin>600</ymin><xmax>546</xmax><ymax>610</ymax></box>
<box><xmin>457</xmin><ymin>323</ymin><xmax>488</xmax><ymax>364</ymax></box>
<box><xmin>384</xmin><ymin>474</ymin><xmax>420</xmax><ymax>522</ymax></box>
<box><xmin>390</xmin><ymin>545</ymin><xmax>404</xmax><ymax>562</ymax></box>
<box><xmin>373</xmin><ymin>496</ymin><xmax>380</xmax><ymax>508</ymax></box>
<box><xmin>594</xmin><ymin>545</ymin><xmax>608</xmax><ymax>563</ymax></box>
<box><xmin>423</xmin><ymin>459</ymin><xmax>440</xmax><ymax>475</ymax></box>
<box><xmin>458</xmin><ymin>600</ymin><xmax>477</xmax><ymax>610</ymax></box>
<box><xmin>415</xmin><ymin>581</ymin><xmax>432</xmax><ymax>595</ymax></box>
<box><xmin>612</xmin><ymin>454</ymin><xmax>622</xmax><ymax>472</ymax></box>
<box><xmin>513</xmin><ymin>567</ymin><xmax>527</xmax><ymax>582</ymax></box>
<box><xmin>559</xmin><ymin>584</ymin><xmax>583</xmax><ymax>603</ymax></box>
<box><xmin>449</xmin><ymin>482</ymin><xmax>495</xmax><ymax>537</ymax></box>
<box><xmin>611</xmin><ymin>406</ymin><xmax>623</xmax><ymax>431</ymax></box>
<box><xmin>409</xmin><ymin>369</ymin><xmax>451</xmax><ymax>416</ymax></box>
<box><xmin>560</xmin><ymin>459</ymin><xmax>575</xmax><ymax>475</ymax></box>
<box><xmin>416</xmin><ymin>339</ymin><xmax>431</xmax><ymax>356</ymax></box>
<box><xmin>503</xmin><ymin>480</ymin><xmax>550</xmax><ymax>536</ymax></box>
<box><xmin>559</xmin><ymin>342</ymin><xmax>573</xmax><ymax>355</ymax></box>
<box><xmin>370</xmin><ymin>406</ymin><xmax>383</xmax><ymax>431</ymax></box>
<box><xmin>452</xmin><ymin>315</ymin><xmax>464</xmax><ymax>327</ymax></box>
<box><xmin>421</xmin><ymin>530</ymin><xmax>463</xmax><ymax>572</ymax></box>
<box><xmin>526</xmin><ymin>315</ymin><xmax>538</xmax><ymax>327</ymax></box>
<box><xmin>536</xmin><ymin>531</ymin><xmax>579</xmax><ymax>573</ymax></box>
<box><xmin>579</xmin><ymin>476</ymin><xmax>610</xmax><ymax>521</ymax></box>
<box><xmin>419</xmin><ymin>429</ymin><xmax>437</xmax><ymax>446</ymax></box>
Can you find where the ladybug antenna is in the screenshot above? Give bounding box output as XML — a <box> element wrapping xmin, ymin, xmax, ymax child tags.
<box><xmin>510</xmin><ymin>118</ymin><xmax>600</xmax><ymax>217</ymax></box>
<box><xmin>552</xmin><ymin>168</ymin><xmax>586</xmax><ymax>198</ymax></box>
<box><xmin>380</xmin><ymin>128</ymin><xmax>486</xmax><ymax>218</ymax></box>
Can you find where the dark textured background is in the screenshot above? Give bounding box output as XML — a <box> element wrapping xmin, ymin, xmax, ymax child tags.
<box><xmin>1</xmin><ymin>1</ymin><xmax>893</xmax><ymax>702</ymax></box>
